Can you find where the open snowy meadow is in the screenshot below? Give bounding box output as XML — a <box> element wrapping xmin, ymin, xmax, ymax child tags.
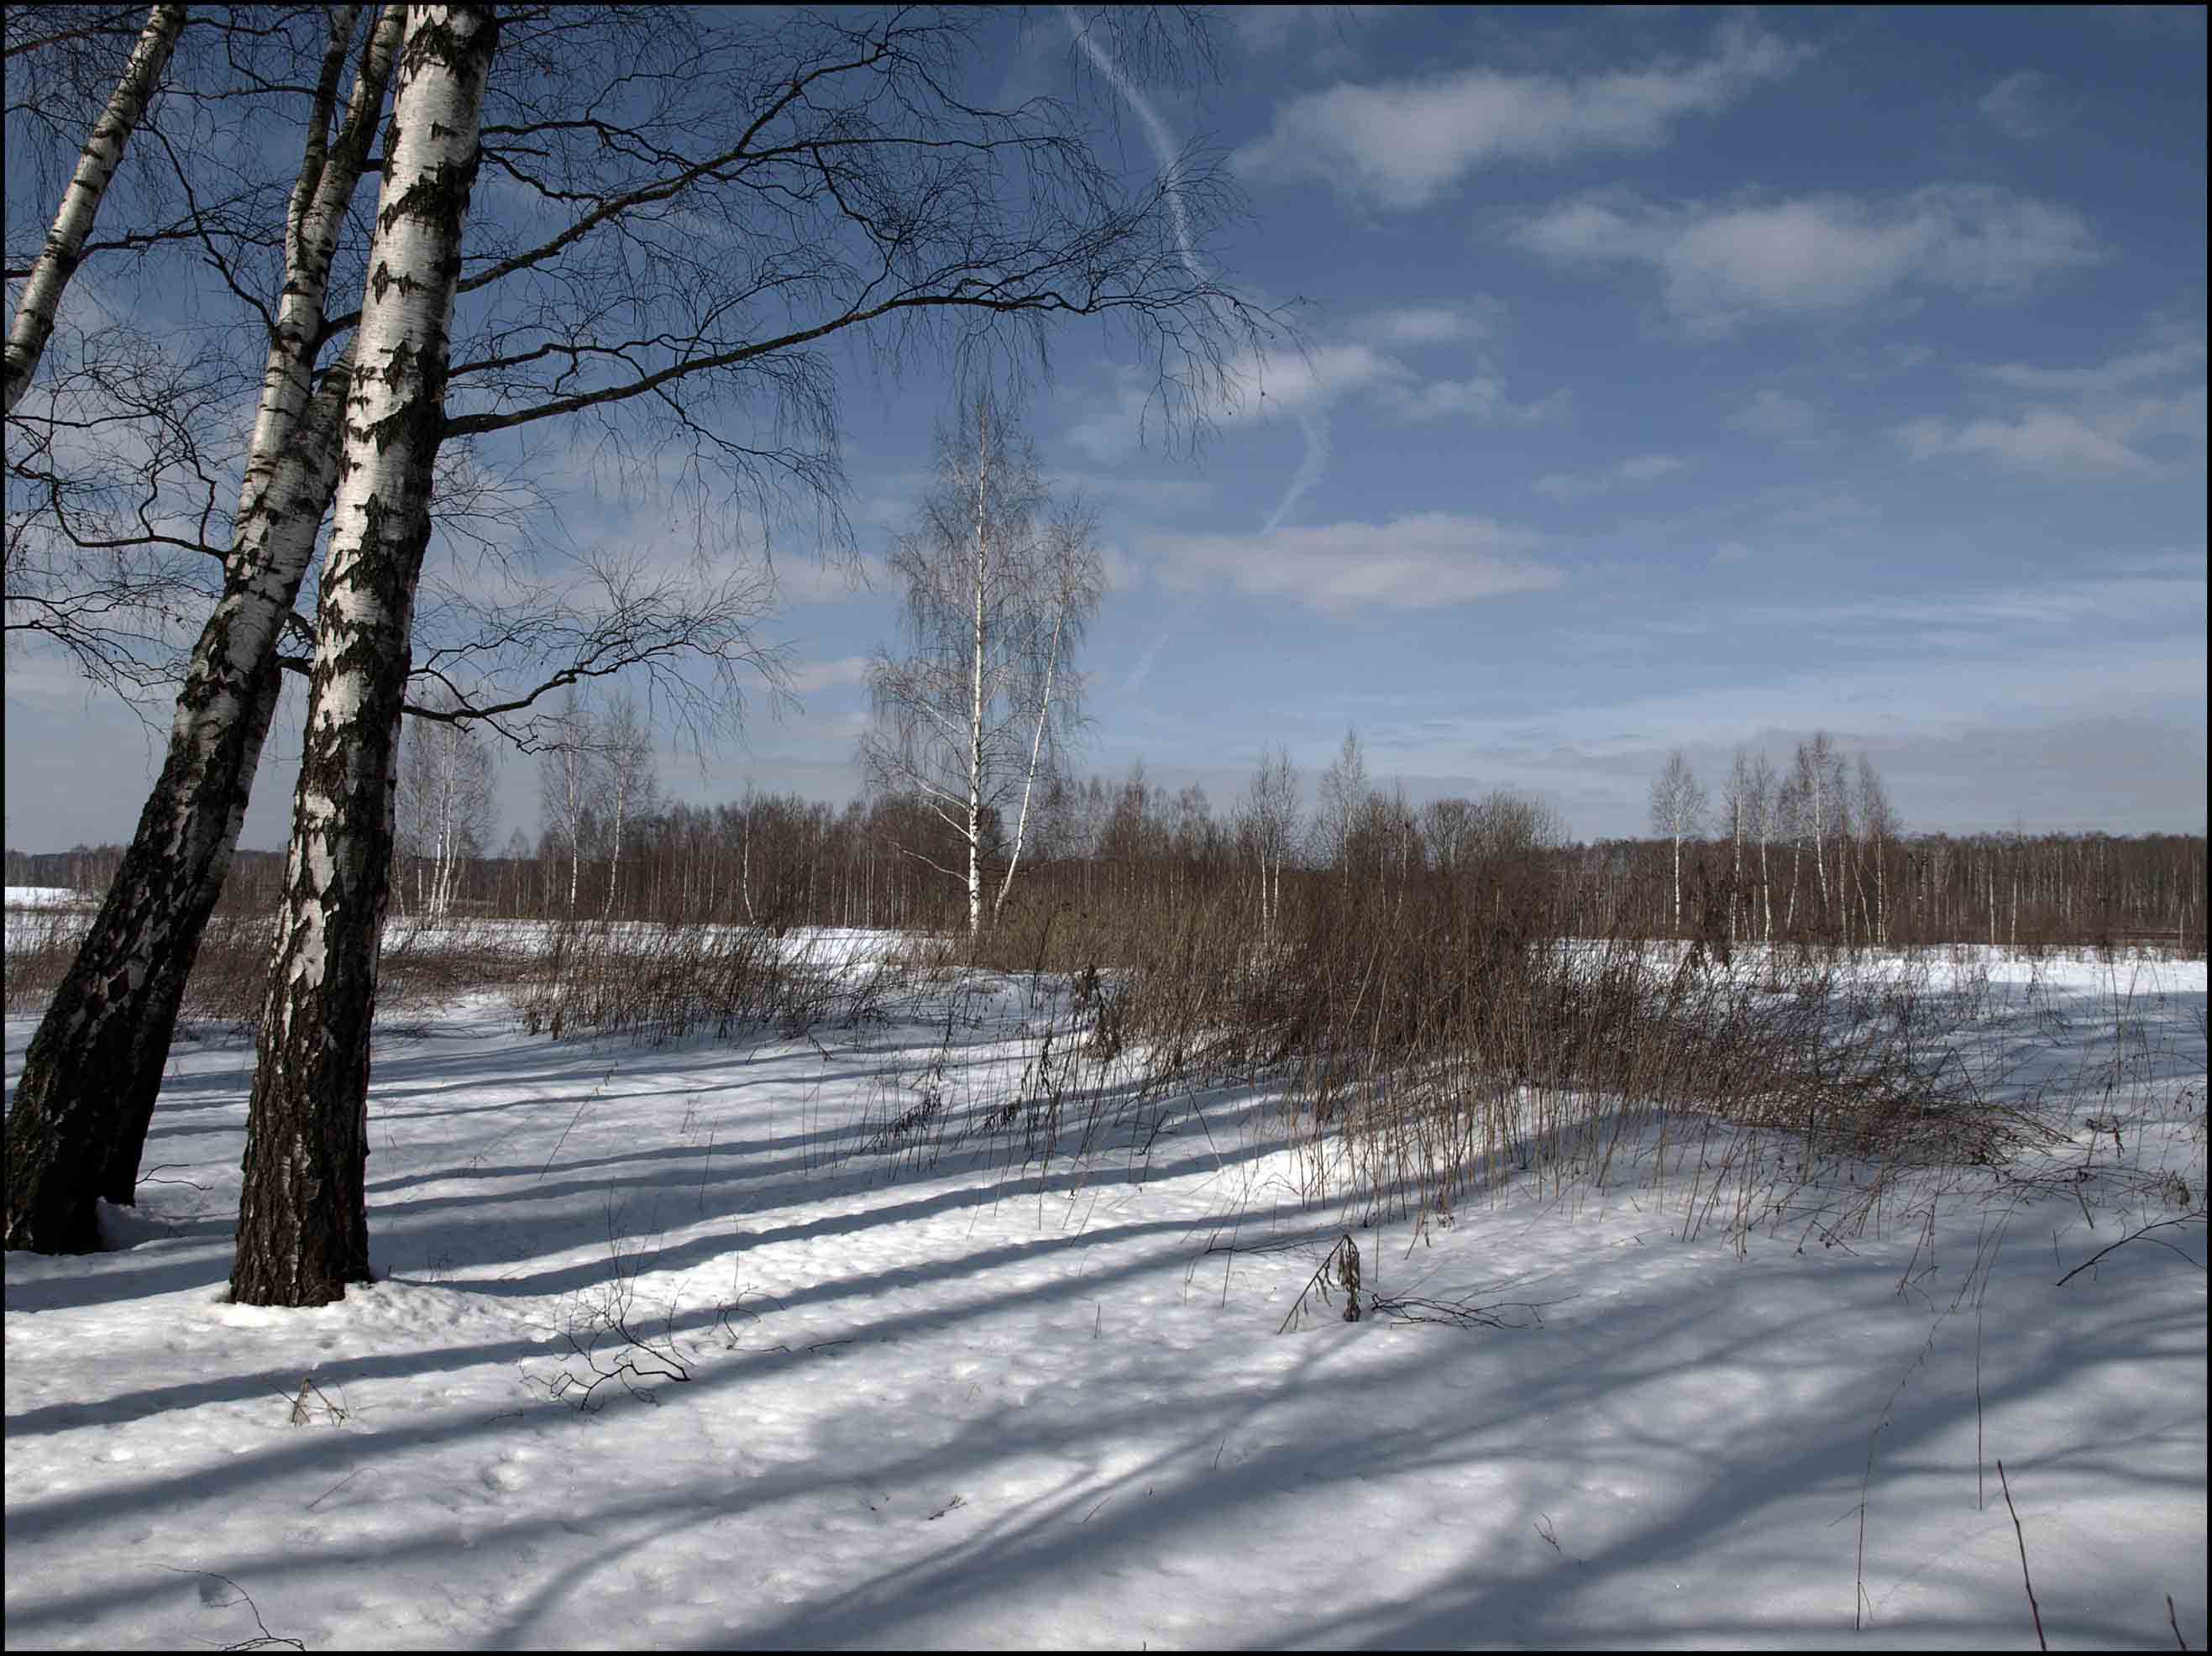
<box><xmin>5</xmin><ymin>920</ymin><xmax>2205</xmax><ymax>1651</ymax></box>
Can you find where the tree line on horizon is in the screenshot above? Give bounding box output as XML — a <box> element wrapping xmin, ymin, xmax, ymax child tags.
<box><xmin>13</xmin><ymin>748</ymin><xmax>2201</xmax><ymax>954</ymax></box>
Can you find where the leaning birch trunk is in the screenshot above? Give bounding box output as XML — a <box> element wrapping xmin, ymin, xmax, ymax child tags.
<box><xmin>230</xmin><ymin>3</ymin><xmax>495</xmax><ymax>1308</ymax></box>
<box><xmin>4</xmin><ymin>359</ymin><xmax>353</xmax><ymax>1251</ymax></box>
<box><xmin>3</xmin><ymin>7</ymin><xmax>401</xmax><ymax>1255</ymax></box>
<box><xmin>3</xmin><ymin>3</ymin><xmax>186</xmax><ymax>415</ymax></box>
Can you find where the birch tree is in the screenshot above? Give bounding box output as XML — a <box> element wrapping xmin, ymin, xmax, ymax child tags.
<box><xmin>862</xmin><ymin>387</ymin><xmax>1098</xmax><ymax>935</ymax></box>
<box><xmin>396</xmin><ymin>685</ymin><xmax>497</xmax><ymax>920</ymax></box>
<box><xmin>1649</xmin><ymin>749</ymin><xmax>1708</xmax><ymax>934</ymax></box>
<box><xmin>8</xmin><ymin>4</ymin><xmax>1275</xmax><ymax>1255</ymax></box>
<box><xmin>1243</xmin><ymin>744</ymin><xmax>1300</xmax><ymax>938</ymax></box>
<box><xmin>1855</xmin><ymin>752</ymin><xmax>1896</xmax><ymax>947</ymax></box>
<box><xmin>7</xmin><ymin>5</ymin><xmax>406</xmax><ymax>1254</ymax></box>
<box><xmin>1789</xmin><ymin>731</ymin><xmax>1845</xmax><ymax>930</ymax></box>
<box><xmin>993</xmin><ymin>499</ymin><xmax>1101</xmax><ymax>925</ymax></box>
<box><xmin>596</xmin><ymin>692</ymin><xmax>658</xmax><ymax>919</ymax></box>
<box><xmin>1742</xmin><ymin>749</ymin><xmax>1778</xmax><ymax>941</ymax></box>
<box><xmin>3</xmin><ymin>3</ymin><xmax>184</xmax><ymax>413</ymax></box>
<box><xmin>1315</xmin><ymin>727</ymin><xmax>1369</xmax><ymax>875</ymax></box>
<box><xmin>230</xmin><ymin>2</ymin><xmax>498</xmax><ymax>1308</ymax></box>
<box><xmin>535</xmin><ymin>696</ymin><xmax>599</xmax><ymax>915</ymax></box>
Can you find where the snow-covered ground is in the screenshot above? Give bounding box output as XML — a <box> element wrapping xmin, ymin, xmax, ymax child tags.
<box><xmin>5</xmin><ymin>946</ymin><xmax>2204</xmax><ymax>1650</ymax></box>
<box><xmin>2</xmin><ymin>887</ymin><xmax>91</xmax><ymax>909</ymax></box>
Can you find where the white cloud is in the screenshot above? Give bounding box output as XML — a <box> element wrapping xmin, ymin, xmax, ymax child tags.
<box><xmin>1729</xmin><ymin>389</ymin><xmax>1817</xmax><ymax>434</ymax></box>
<box><xmin>1977</xmin><ymin>332</ymin><xmax>2207</xmax><ymax>395</ymax></box>
<box><xmin>1231</xmin><ymin>342</ymin><xmax>1408</xmax><ymax>417</ymax></box>
<box><xmin>1230</xmin><ymin>4</ymin><xmax>1395</xmax><ymax>61</ymax></box>
<box><xmin>1897</xmin><ymin>409</ymin><xmax>2151</xmax><ymax>472</ymax></box>
<box><xmin>1978</xmin><ymin>71</ymin><xmax>2056</xmax><ymax>139</ymax></box>
<box><xmin>1514</xmin><ymin>185</ymin><xmax>2098</xmax><ymax>335</ymax></box>
<box><xmin>1711</xmin><ymin>540</ymin><xmax>1754</xmax><ymax>566</ymax></box>
<box><xmin>772</xmin><ymin>556</ymin><xmax>876</xmax><ymax>605</ymax></box>
<box><xmin>1533</xmin><ymin>453</ymin><xmax>1685</xmax><ymax>500</ymax></box>
<box><xmin>1069</xmin><ymin>338</ymin><xmax>1566</xmax><ymax>459</ymax></box>
<box><xmin>1905</xmin><ymin>329</ymin><xmax>2206</xmax><ymax>474</ymax></box>
<box><xmin>1352</xmin><ymin>302</ymin><xmax>1493</xmax><ymax>346</ymax></box>
<box><xmin>1145</xmin><ymin>511</ymin><xmax>1559</xmax><ymax>614</ymax></box>
<box><xmin>787</xmin><ymin>655</ymin><xmax>873</xmax><ymax>694</ymax></box>
<box><xmin>1386</xmin><ymin>375</ymin><xmax>1568</xmax><ymax>425</ymax></box>
<box><xmin>1234</xmin><ymin>19</ymin><xmax>1806</xmax><ymax>209</ymax></box>
<box><xmin>1533</xmin><ymin>473</ymin><xmax>1601</xmax><ymax>504</ymax></box>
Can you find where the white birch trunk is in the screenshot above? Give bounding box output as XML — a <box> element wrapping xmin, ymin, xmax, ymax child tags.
<box><xmin>3</xmin><ymin>4</ymin><xmax>186</xmax><ymax>414</ymax></box>
<box><xmin>232</xmin><ymin>3</ymin><xmax>496</xmax><ymax>1307</ymax></box>
<box><xmin>6</xmin><ymin>6</ymin><xmax>401</xmax><ymax>1255</ymax></box>
<box><xmin>967</xmin><ymin>400</ymin><xmax>991</xmax><ymax>938</ymax></box>
<box><xmin>1671</xmin><ymin>831</ymin><xmax>1683</xmax><ymax>934</ymax></box>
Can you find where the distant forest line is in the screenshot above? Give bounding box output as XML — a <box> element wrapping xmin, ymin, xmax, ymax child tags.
<box><xmin>11</xmin><ymin>785</ymin><xmax>2204</xmax><ymax>955</ymax></box>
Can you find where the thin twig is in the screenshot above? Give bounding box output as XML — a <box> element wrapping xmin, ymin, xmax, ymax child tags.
<box><xmin>1996</xmin><ymin>1459</ymin><xmax>2047</xmax><ymax>1652</ymax></box>
<box><xmin>2053</xmin><ymin>1213</ymin><xmax>2207</xmax><ymax>1287</ymax></box>
<box><xmin>305</xmin><ymin>1467</ymin><xmax>363</xmax><ymax>1512</ymax></box>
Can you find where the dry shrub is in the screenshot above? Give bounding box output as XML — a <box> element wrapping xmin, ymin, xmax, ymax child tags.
<box><xmin>967</xmin><ymin>868</ymin><xmax>2018</xmax><ymax>1240</ymax></box>
<box><xmin>512</xmin><ymin>918</ymin><xmax>873</xmax><ymax>1045</ymax></box>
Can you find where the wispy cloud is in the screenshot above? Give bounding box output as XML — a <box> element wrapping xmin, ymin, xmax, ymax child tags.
<box><xmin>1145</xmin><ymin>511</ymin><xmax>1559</xmax><ymax>614</ymax></box>
<box><xmin>1729</xmin><ymin>388</ymin><xmax>1818</xmax><ymax>435</ymax></box>
<box><xmin>1898</xmin><ymin>409</ymin><xmax>2152</xmax><ymax>471</ymax></box>
<box><xmin>1533</xmin><ymin>453</ymin><xmax>1685</xmax><ymax>501</ymax></box>
<box><xmin>786</xmin><ymin>655</ymin><xmax>873</xmax><ymax>694</ymax></box>
<box><xmin>1976</xmin><ymin>330</ymin><xmax>2206</xmax><ymax>395</ymax></box>
<box><xmin>1350</xmin><ymin>301</ymin><xmax>1496</xmax><ymax>346</ymax></box>
<box><xmin>1067</xmin><ymin>338</ymin><xmax>1564</xmax><ymax>464</ymax></box>
<box><xmin>1234</xmin><ymin>18</ymin><xmax>1806</xmax><ymax>210</ymax></box>
<box><xmin>1513</xmin><ymin>185</ymin><xmax>2099</xmax><ymax>335</ymax></box>
<box><xmin>1904</xmin><ymin>328</ymin><xmax>2207</xmax><ymax>474</ymax></box>
<box><xmin>1978</xmin><ymin>71</ymin><xmax>2059</xmax><ymax>140</ymax></box>
<box><xmin>1230</xmin><ymin>3</ymin><xmax>1396</xmax><ymax>67</ymax></box>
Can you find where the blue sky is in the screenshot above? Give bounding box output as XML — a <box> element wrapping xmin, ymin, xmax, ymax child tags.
<box><xmin>5</xmin><ymin>4</ymin><xmax>2204</xmax><ymax>852</ymax></box>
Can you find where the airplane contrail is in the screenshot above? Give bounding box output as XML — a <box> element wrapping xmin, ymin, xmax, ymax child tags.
<box><xmin>1063</xmin><ymin>10</ymin><xmax>1325</xmax><ymax>548</ymax></box>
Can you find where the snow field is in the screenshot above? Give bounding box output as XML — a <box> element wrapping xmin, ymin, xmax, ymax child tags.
<box><xmin>4</xmin><ymin>948</ymin><xmax>2205</xmax><ymax>1649</ymax></box>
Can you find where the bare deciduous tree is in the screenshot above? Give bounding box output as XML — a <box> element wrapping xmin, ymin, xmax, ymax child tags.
<box><xmin>1242</xmin><ymin>743</ymin><xmax>1300</xmax><ymax>938</ymax></box>
<box><xmin>10</xmin><ymin>3</ymin><xmax>1276</xmax><ymax>1259</ymax></box>
<box><xmin>397</xmin><ymin>685</ymin><xmax>498</xmax><ymax>920</ymax></box>
<box><xmin>3</xmin><ymin>3</ymin><xmax>184</xmax><ymax>413</ymax></box>
<box><xmin>861</xmin><ymin>387</ymin><xmax>1099</xmax><ymax>935</ymax></box>
<box><xmin>230</xmin><ymin>1</ymin><xmax>500</xmax><ymax>1308</ymax></box>
<box><xmin>1855</xmin><ymin>752</ymin><xmax>1897</xmax><ymax>947</ymax></box>
<box><xmin>1789</xmin><ymin>731</ymin><xmax>1846</xmax><ymax>931</ymax></box>
<box><xmin>595</xmin><ymin>693</ymin><xmax>658</xmax><ymax>919</ymax></box>
<box><xmin>1649</xmin><ymin>749</ymin><xmax>1708</xmax><ymax>934</ymax></box>
<box><xmin>536</xmin><ymin>694</ymin><xmax>599</xmax><ymax>916</ymax></box>
<box><xmin>1314</xmin><ymin>726</ymin><xmax>1369</xmax><ymax>875</ymax></box>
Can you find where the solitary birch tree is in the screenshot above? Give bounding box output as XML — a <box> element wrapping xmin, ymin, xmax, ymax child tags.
<box><xmin>229</xmin><ymin>2</ymin><xmax>498</xmax><ymax>1308</ymax></box>
<box><xmin>861</xmin><ymin>387</ymin><xmax>1098</xmax><ymax>935</ymax></box>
